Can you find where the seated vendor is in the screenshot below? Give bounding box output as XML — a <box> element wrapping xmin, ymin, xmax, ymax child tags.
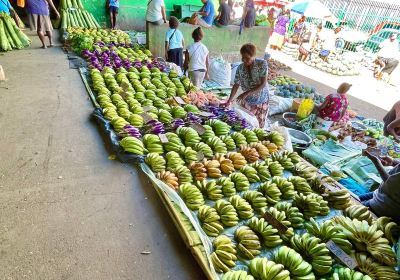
<box><xmin>190</xmin><ymin>0</ymin><xmax>215</xmax><ymax>28</ymax></box>
<box><xmin>215</xmin><ymin>0</ymin><xmax>231</xmax><ymax>27</ymax></box>
<box><xmin>359</xmin><ymin>150</ymin><xmax>400</xmax><ymax>223</ymax></box>
<box><xmin>317</xmin><ymin>82</ymin><xmax>351</xmax><ymax>123</ymax></box>
<box><xmin>383</xmin><ymin>100</ymin><xmax>400</xmax><ymax>142</ymax></box>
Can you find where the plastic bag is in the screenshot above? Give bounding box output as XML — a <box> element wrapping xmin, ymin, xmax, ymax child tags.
<box><xmin>232</xmin><ymin>102</ymin><xmax>260</xmax><ymax>128</ymax></box>
<box><xmin>297</xmin><ymin>99</ymin><xmax>314</xmax><ymax>120</ymax></box>
<box><xmin>209</xmin><ymin>57</ymin><xmax>231</xmax><ymax>87</ymax></box>
<box><xmin>268</xmin><ymin>95</ymin><xmax>293</xmax><ymax>116</ymax></box>
<box><xmin>270</xmin><ymin>122</ymin><xmax>293</xmax><ymax>152</ymax></box>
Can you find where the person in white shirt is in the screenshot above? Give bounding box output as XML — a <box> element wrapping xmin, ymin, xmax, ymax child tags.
<box><xmin>183</xmin><ymin>27</ymin><xmax>209</xmax><ymax>88</ymax></box>
<box><xmin>376</xmin><ymin>34</ymin><xmax>399</xmax><ymax>78</ymax></box>
<box><xmin>146</xmin><ymin>0</ymin><xmax>166</xmax><ymax>26</ymax></box>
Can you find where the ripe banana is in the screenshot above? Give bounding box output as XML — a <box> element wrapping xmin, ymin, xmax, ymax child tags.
<box><xmin>188</xmin><ymin>162</ymin><xmax>208</xmax><ymax>181</ymax></box>
<box><xmin>156</xmin><ymin>170</ymin><xmax>179</xmax><ymax>190</ymax></box>
<box><xmin>203</xmin><ymin>159</ymin><xmax>222</xmax><ymax>178</ymax></box>
<box><xmin>239</xmin><ymin>145</ymin><xmax>260</xmax><ymax>163</ymax></box>
<box><xmin>226</xmin><ymin>152</ymin><xmax>247</xmax><ymax>170</ymax></box>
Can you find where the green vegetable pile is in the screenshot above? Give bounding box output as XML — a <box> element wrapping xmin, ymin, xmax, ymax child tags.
<box><xmin>60</xmin><ymin>0</ymin><xmax>100</xmax><ymax>29</ymax></box>
<box><xmin>0</xmin><ymin>12</ymin><xmax>30</xmax><ymax>52</ymax></box>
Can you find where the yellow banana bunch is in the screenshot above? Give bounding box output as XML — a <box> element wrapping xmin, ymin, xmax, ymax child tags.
<box><xmin>165</xmin><ymin>151</ymin><xmax>185</xmax><ymax>169</ymax></box>
<box><xmin>374</xmin><ymin>216</ymin><xmax>400</xmax><ymax>245</ymax></box>
<box><xmin>120</xmin><ymin>136</ymin><xmax>145</xmax><ymax>155</ymax></box>
<box><xmin>234</xmin><ymin>226</ymin><xmax>261</xmax><ymax>259</ymax></box>
<box><xmin>243</xmin><ymin>191</ymin><xmax>267</xmax><ymax>213</ymax></box>
<box><xmin>248</xmin><ymin>217</ymin><xmax>283</xmax><ymax>248</ymax></box>
<box><xmin>250</xmin><ymin>162</ymin><xmax>271</xmax><ymax>181</ymax></box>
<box><xmin>213</xmin><ymin>154</ymin><xmax>235</xmax><ymax>174</ymax></box>
<box><xmin>262</xmin><ymin>141</ymin><xmax>279</xmax><ymax>154</ymax></box>
<box><xmin>288</xmin><ymin>176</ymin><xmax>313</xmax><ymax>195</ymax></box>
<box><xmin>201</xmin><ymin>125</ymin><xmax>215</xmax><ymax>141</ymax></box>
<box><xmin>128</xmin><ymin>113</ymin><xmax>144</xmax><ymax>127</ymax></box>
<box><xmin>355</xmin><ymin>253</ymin><xmax>400</xmax><ymax>280</ymax></box>
<box><xmin>275</xmin><ymin>201</ymin><xmax>304</xmax><ymax>229</ymax></box>
<box><xmin>111</xmin><ymin>116</ymin><xmax>130</xmax><ymax>132</ymax></box>
<box><xmin>211</xmin><ymin>235</ymin><xmax>237</xmax><ymax>273</ymax></box>
<box><xmin>177</xmin><ymin>126</ymin><xmax>201</xmax><ymax>147</ymax></box>
<box><xmin>332</xmin><ymin>266</ymin><xmax>372</xmax><ymax>280</ymax></box>
<box><xmin>158</xmin><ymin>109</ymin><xmax>173</xmax><ymax>124</ymax></box>
<box><xmin>249</xmin><ymin>143</ymin><xmax>270</xmax><ymax>159</ymax></box>
<box><xmin>178</xmin><ymin>146</ymin><xmax>198</xmax><ymax>164</ymax></box>
<box><xmin>220</xmin><ymin>135</ymin><xmax>237</xmax><ymax>151</ymax></box>
<box><xmin>197</xmin><ymin>205</ymin><xmax>224</xmax><ymax>237</ymax></box>
<box><xmin>268</xmin><ymin>161</ymin><xmax>284</xmax><ymax>177</ymax></box>
<box><xmin>259</xmin><ymin>181</ymin><xmax>282</xmax><ymax>205</ymax></box>
<box><xmin>230</xmin><ymin>172</ymin><xmax>250</xmax><ymax>192</ymax></box>
<box><xmin>143</xmin><ymin>134</ymin><xmax>164</xmax><ymax>154</ymax></box>
<box><xmin>164</xmin><ymin>132</ymin><xmax>183</xmax><ymax>153</ymax></box>
<box><xmin>203</xmin><ymin>159</ymin><xmax>222</xmax><ymax>178</ymax></box>
<box><xmin>206</xmin><ymin>119</ymin><xmax>231</xmax><ymax>136</ymax></box>
<box><xmin>156</xmin><ymin>170</ymin><xmax>179</xmax><ymax>190</ymax></box>
<box><xmin>174</xmin><ymin>165</ymin><xmax>193</xmax><ymax>184</ymax></box>
<box><xmin>118</xmin><ymin>107</ymin><xmax>132</xmax><ymax>119</ymax></box>
<box><xmin>229</xmin><ymin>195</ymin><xmax>254</xmax><ymax>219</ymax></box>
<box><xmin>241</xmin><ymin>129</ymin><xmax>259</xmax><ymax>143</ymax></box>
<box><xmin>217</xmin><ymin>177</ymin><xmax>236</xmax><ymax>197</ymax></box>
<box><xmin>231</xmin><ymin>131</ymin><xmax>248</xmax><ymax>146</ymax></box>
<box><xmin>145</xmin><ymin>153</ymin><xmax>166</xmax><ymax>172</ymax></box>
<box><xmin>215</xmin><ymin>199</ymin><xmax>239</xmax><ymax>227</ymax></box>
<box><xmin>222</xmin><ymin>270</ymin><xmax>254</xmax><ymax>280</ymax></box>
<box><xmin>239</xmin><ymin>145</ymin><xmax>260</xmax><ymax>163</ymax></box>
<box><xmin>179</xmin><ymin>182</ymin><xmax>204</xmax><ymax>210</ymax></box>
<box><xmin>326</xmin><ymin>189</ymin><xmax>352</xmax><ymax>210</ymax></box>
<box><xmin>272</xmin><ymin>176</ymin><xmax>296</xmax><ymax>200</ymax></box>
<box><xmin>266</xmin><ymin>131</ymin><xmax>285</xmax><ymax>147</ymax></box>
<box><xmin>249</xmin><ymin>257</ymin><xmax>290</xmax><ymax>280</ymax></box>
<box><xmin>274</xmin><ymin>246</ymin><xmax>314</xmax><ymax>280</ymax></box>
<box><xmin>240</xmin><ymin>166</ymin><xmax>261</xmax><ymax>183</ymax></box>
<box><xmin>206</xmin><ymin>136</ymin><xmax>228</xmax><ymax>154</ymax></box>
<box><xmin>196</xmin><ymin>180</ymin><xmax>223</xmax><ymax>201</ymax></box>
<box><xmin>344</xmin><ymin>205</ymin><xmax>374</xmax><ymax>225</ymax></box>
<box><xmin>193</xmin><ymin>142</ymin><xmax>213</xmax><ymax>158</ymax></box>
<box><xmin>253</xmin><ymin>128</ymin><xmax>268</xmax><ymax>141</ymax></box>
<box><xmin>226</xmin><ymin>152</ymin><xmax>247</xmax><ymax>170</ymax></box>
<box><xmin>188</xmin><ymin>162</ymin><xmax>207</xmax><ymax>181</ymax></box>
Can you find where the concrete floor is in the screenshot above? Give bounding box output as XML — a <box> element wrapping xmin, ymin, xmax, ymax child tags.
<box><xmin>0</xmin><ymin>35</ymin><xmax>205</xmax><ymax>279</ymax></box>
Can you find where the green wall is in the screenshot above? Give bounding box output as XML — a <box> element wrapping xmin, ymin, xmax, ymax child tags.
<box><xmin>82</xmin><ymin>0</ymin><xmax>219</xmax><ymax>30</ymax></box>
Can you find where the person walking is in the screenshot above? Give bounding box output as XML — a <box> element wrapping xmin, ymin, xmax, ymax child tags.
<box><xmin>26</xmin><ymin>0</ymin><xmax>59</xmax><ymax>49</ymax></box>
<box><xmin>165</xmin><ymin>16</ymin><xmax>184</xmax><ymax>68</ymax></box>
<box><xmin>383</xmin><ymin>100</ymin><xmax>400</xmax><ymax>142</ymax></box>
<box><xmin>108</xmin><ymin>0</ymin><xmax>119</xmax><ymax>29</ymax></box>
<box><xmin>269</xmin><ymin>10</ymin><xmax>290</xmax><ymax>50</ymax></box>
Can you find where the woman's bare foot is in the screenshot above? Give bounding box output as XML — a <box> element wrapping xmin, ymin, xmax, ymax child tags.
<box><xmin>41</xmin><ymin>45</ymin><xmax>47</xmax><ymax>49</ymax></box>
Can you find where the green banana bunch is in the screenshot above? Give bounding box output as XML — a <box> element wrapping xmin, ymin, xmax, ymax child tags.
<box><xmin>285</xmin><ymin>151</ymin><xmax>302</xmax><ymax>164</ymax></box>
<box><xmin>230</xmin><ymin>172</ymin><xmax>250</xmax><ymax>192</ymax></box>
<box><xmin>294</xmin><ymin>162</ymin><xmax>318</xmax><ymax>182</ymax></box>
<box><xmin>145</xmin><ymin>153</ymin><xmax>166</xmax><ymax>172</ymax></box>
<box><xmin>332</xmin><ymin>216</ymin><xmax>396</xmax><ymax>266</ymax></box>
<box><xmin>111</xmin><ymin>116</ymin><xmax>130</xmax><ymax>132</ymax></box>
<box><xmin>179</xmin><ymin>182</ymin><xmax>204</xmax><ymax>210</ymax></box>
<box><xmin>272</xmin><ymin>176</ymin><xmax>296</xmax><ymax>200</ymax></box>
<box><xmin>153</xmin><ymin>98</ymin><xmax>171</xmax><ymax>111</ymax></box>
<box><xmin>266</xmin><ymin>131</ymin><xmax>285</xmax><ymax>147</ymax></box>
<box><xmin>206</xmin><ymin>136</ymin><xmax>228</xmax><ymax>154</ymax></box>
<box><xmin>375</xmin><ymin>216</ymin><xmax>400</xmax><ymax>245</ymax></box>
<box><xmin>241</xmin><ymin>129</ymin><xmax>259</xmax><ymax>143</ymax></box>
<box><xmin>344</xmin><ymin>205</ymin><xmax>374</xmax><ymax>225</ymax></box>
<box><xmin>248</xmin><ymin>217</ymin><xmax>283</xmax><ymax>248</ymax></box>
<box><xmin>326</xmin><ymin>189</ymin><xmax>352</xmax><ymax>210</ymax></box>
<box><xmin>110</xmin><ymin>93</ymin><xmax>125</xmax><ymax>104</ymax></box>
<box><xmin>305</xmin><ymin>218</ymin><xmax>353</xmax><ymax>254</ymax></box>
<box><xmin>222</xmin><ymin>270</ymin><xmax>254</xmax><ymax>280</ymax></box>
<box><xmin>184</xmin><ymin>104</ymin><xmax>200</xmax><ymax>113</ymax></box>
<box><xmin>174</xmin><ymin>165</ymin><xmax>193</xmax><ymax>184</ymax></box>
<box><xmin>170</xmin><ymin>106</ymin><xmax>187</xmax><ymax>118</ymax></box>
<box><xmin>271</xmin><ymin>151</ymin><xmax>294</xmax><ymax>170</ymax></box>
<box><xmin>193</xmin><ymin>142</ymin><xmax>214</xmax><ymax>158</ymax></box>
<box><xmin>331</xmin><ymin>266</ymin><xmax>372</xmax><ymax>280</ymax></box>
<box><xmin>250</xmin><ymin>162</ymin><xmax>271</xmax><ymax>181</ymax></box>
<box><xmin>166</xmin><ymin>151</ymin><xmax>185</xmax><ymax>169</ymax></box>
<box><xmin>120</xmin><ymin>136</ymin><xmax>145</xmax><ymax>155</ymax></box>
<box><xmin>266</xmin><ymin>207</ymin><xmax>294</xmax><ymax>242</ymax></box>
<box><xmin>229</xmin><ymin>195</ymin><xmax>254</xmax><ymax>219</ymax></box>
<box><xmin>196</xmin><ymin>180</ymin><xmax>224</xmax><ymax>201</ymax></box>
<box><xmin>164</xmin><ymin>132</ymin><xmax>184</xmax><ymax>152</ymax></box>
<box><xmin>275</xmin><ymin>202</ymin><xmax>304</xmax><ymax>229</ymax></box>
<box><xmin>177</xmin><ymin>126</ymin><xmax>201</xmax><ymax>147</ymax></box>
<box><xmin>249</xmin><ymin>257</ymin><xmax>290</xmax><ymax>280</ymax></box>
<box><xmin>217</xmin><ymin>177</ymin><xmax>236</xmax><ymax>197</ymax></box>
<box><xmin>354</xmin><ymin>253</ymin><xmax>400</xmax><ymax>280</ymax></box>
<box><xmin>206</xmin><ymin>119</ymin><xmax>231</xmax><ymax>136</ymax></box>
<box><xmin>144</xmin><ymin>89</ymin><xmax>157</xmax><ymax>100</ymax></box>
<box><xmin>220</xmin><ymin>135</ymin><xmax>237</xmax><ymax>151</ymax></box>
<box><xmin>211</xmin><ymin>235</ymin><xmax>237</xmax><ymax>273</ymax></box>
<box><xmin>290</xmin><ymin>234</ymin><xmax>333</xmax><ymax>276</ymax></box>
<box><xmin>197</xmin><ymin>205</ymin><xmax>224</xmax><ymax>237</ymax></box>
<box><xmin>240</xmin><ymin>166</ymin><xmax>261</xmax><ymax>183</ymax></box>
<box><xmin>178</xmin><ymin>146</ymin><xmax>198</xmax><ymax>164</ymax></box>
<box><xmin>294</xmin><ymin>193</ymin><xmax>329</xmax><ymax>219</ymax></box>
<box><xmin>274</xmin><ymin>246</ymin><xmax>314</xmax><ymax>280</ymax></box>
<box><xmin>128</xmin><ymin>113</ymin><xmax>144</xmax><ymax>127</ymax></box>
<box><xmin>103</xmin><ymin>108</ymin><xmax>119</xmax><ymax>120</ymax></box>
<box><xmin>143</xmin><ymin>134</ymin><xmax>164</xmax><ymax>154</ymax></box>
<box><xmin>243</xmin><ymin>191</ymin><xmax>268</xmax><ymax>213</ymax></box>
<box><xmin>201</xmin><ymin>125</ymin><xmax>216</xmax><ymax>141</ymax></box>
<box><xmin>231</xmin><ymin>131</ymin><xmax>248</xmax><ymax>146</ymax></box>
<box><xmin>288</xmin><ymin>176</ymin><xmax>313</xmax><ymax>194</ymax></box>
<box><xmin>268</xmin><ymin>161</ymin><xmax>284</xmax><ymax>177</ymax></box>
<box><xmin>227</xmin><ymin>152</ymin><xmax>247</xmax><ymax>170</ymax></box>
<box><xmin>118</xmin><ymin>107</ymin><xmax>132</xmax><ymax>119</ymax></box>
<box><xmin>158</xmin><ymin>109</ymin><xmax>173</xmax><ymax>124</ymax></box>
<box><xmin>215</xmin><ymin>199</ymin><xmax>239</xmax><ymax>227</ymax></box>
<box><xmin>253</xmin><ymin>128</ymin><xmax>268</xmax><ymax>141</ymax></box>
<box><xmin>259</xmin><ymin>181</ymin><xmax>282</xmax><ymax>204</ymax></box>
<box><xmin>234</xmin><ymin>226</ymin><xmax>261</xmax><ymax>259</ymax></box>
<box><xmin>329</xmin><ymin>170</ymin><xmax>347</xmax><ymax>181</ymax></box>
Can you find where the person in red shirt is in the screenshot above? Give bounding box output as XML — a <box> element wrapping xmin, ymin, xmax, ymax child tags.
<box><xmin>318</xmin><ymin>83</ymin><xmax>351</xmax><ymax>122</ymax></box>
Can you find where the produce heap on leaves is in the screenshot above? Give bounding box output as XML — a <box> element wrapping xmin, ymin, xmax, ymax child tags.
<box><xmin>0</xmin><ymin>12</ymin><xmax>30</xmax><ymax>52</ymax></box>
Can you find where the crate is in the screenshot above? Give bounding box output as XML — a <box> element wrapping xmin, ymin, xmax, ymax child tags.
<box><xmin>172</xmin><ymin>4</ymin><xmax>203</xmax><ymax>19</ymax></box>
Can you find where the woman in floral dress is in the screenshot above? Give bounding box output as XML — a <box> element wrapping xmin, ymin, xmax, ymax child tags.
<box><xmin>223</xmin><ymin>43</ymin><xmax>269</xmax><ymax>128</ymax></box>
<box><xmin>318</xmin><ymin>83</ymin><xmax>352</xmax><ymax>122</ymax></box>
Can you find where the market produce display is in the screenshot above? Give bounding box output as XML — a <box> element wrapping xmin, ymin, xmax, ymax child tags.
<box><xmin>304</xmin><ymin>51</ymin><xmax>360</xmax><ymax>76</ymax></box>
<box><xmin>0</xmin><ymin>12</ymin><xmax>30</xmax><ymax>52</ymax></box>
<box><xmin>60</xmin><ymin>0</ymin><xmax>100</xmax><ymax>29</ymax></box>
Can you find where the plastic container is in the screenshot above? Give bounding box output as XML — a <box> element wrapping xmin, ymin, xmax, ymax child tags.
<box><xmin>282</xmin><ymin>112</ymin><xmax>302</xmax><ymax>130</ymax></box>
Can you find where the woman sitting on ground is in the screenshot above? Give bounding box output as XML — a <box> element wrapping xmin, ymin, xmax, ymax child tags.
<box><xmin>317</xmin><ymin>82</ymin><xmax>351</xmax><ymax>123</ymax></box>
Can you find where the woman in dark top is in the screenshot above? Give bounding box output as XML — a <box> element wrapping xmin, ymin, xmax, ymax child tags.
<box><xmin>243</xmin><ymin>0</ymin><xmax>256</xmax><ymax>28</ymax></box>
<box><xmin>216</xmin><ymin>0</ymin><xmax>231</xmax><ymax>27</ymax></box>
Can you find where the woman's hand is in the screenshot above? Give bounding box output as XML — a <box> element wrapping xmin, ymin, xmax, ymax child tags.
<box><xmin>55</xmin><ymin>11</ymin><xmax>60</xmax><ymax>19</ymax></box>
<box><xmin>380</xmin><ymin>156</ymin><xmax>394</xmax><ymax>166</ymax></box>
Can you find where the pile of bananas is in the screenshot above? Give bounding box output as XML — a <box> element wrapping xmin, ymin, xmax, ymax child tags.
<box><xmin>231</xmin><ymin>131</ymin><xmax>248</xmax><ymax>146</ymax></box>
<box><xmin>179</xmin><ymin>183</ymin><xmax>204</xmax><ymax>210</ymax></box>
<box><xmin>294</xmin><ymin>162</ymin><xmax>318</xmax><ymax>181</ymax></box>
<box><xmin>240</xmin><ymin>166</ymin><xmax>261</xmax><ymax>183</ymax></box>
<box><xmin>267</xmin><ymin>161</ymin><xmax>284</xmax><ymax>177</ymax></box>
<box><xmin>290</xmin><ymin>234</ymin><xmax>333</xmax><ymax>276</ymax></box>
<box><xmin>241</xmin><ymin>129</ymin><xmax>259</xmax><ymax>143</ymax></box>
<box><xmin>275</xmin><ymin>202</ymin><xmax>304</xmax><ymax>229</ymax></box>
<box><xmin>250</xmin><ymin>162</ymin><xmax>271</xmax><ymax>181</ymax></box>
<box><xmin>271</xmin><ymin>151</ymin><xmax>295</xmax><ymax>170</ymax></box>
<box><xmin>249</xmin><ymin>143</ymin><xmax>270</xmax><ymax>159</ymax></box>
<box><xmin>222</xmin><ymin>270</ymin><xmax>254</xmax><ymax>280</ymax></box>
<box><xmin>266</xmin><ymin>207</ymin><xmax>294</xmax><ymax>241</ymax></box>
<box><xmin>325</xmin><ymin>189</ymin><xmax>352</xmax><ymax>210</ymax></box>
<box><xmin>274</xmin><ymin>246</ymin><xmax>314</xmax><ymax>279</ymax></box>
<box><xmin>205</xmin><ymin>119</ymin><xmax>231</xmax><ymax>136</ymax></box>
<box><xmin>158</xmin><ymin>109</ymin><xmax>173</xmax><ymax>123</ymax></box>
<box><xmin>202</xmin><ymin>159</ymin><xmax>222</xmax><ymax>178</ymax></box>
<box><xmin>243</xmin><ymin>191</ymin><xmax>268</xmax><ymax>213</ymax></box>
<box><xmin>128</xmin><ymin>113</ymin><xmax>144</xmax><ymax>127</ymax></box>
<box><xmin>196</xmin><ymin>180</ymin><xmax>223</xmax><ymax>201</ymax></box>
<box><xmin>355</xmin><ymin>253</ymin><xmax>400</xmax><ymax>280</ymax></box>
<box><xmin>156</xmin><ymin>170</ymin><xmax>179</xmax><ymax>190</ymax></box>
<box><xmin>226</xmin><ymin>152</ymin><xmax>247</xmax><ymax>170</ymax></box>
<box><xmin>375</xmin><ymin>216</ymin><xmax>400</xmax><ymax>245</ymax></box>
<box><xmin>344</xmin><ymin>205</ymin><xmax>374</xmax><ymax>224</ymax></box>
<box><xmin>164</xmin><ymin>132</ymin><xmax>183</xmax><ymax>152</ymax></box>
<box><xmin>201</xmin><ymin>125</ymin><xmax>216</xmax><ymax>141</ymax></box>
<box><xmin>272</xmin><ymin>177</ymin><xmax>296</xmax><ymax>200</ymax></box>
<box><xmin>220</xmin><ymin>135</ymin><xmax>237</xmax><ymax>151</ymax></box>
<box><xmin>285</xmin><ymin>151</ymin><xmax>302</xmax><ymax>164</ymax></box>
<box><xmin>230</xmin><ymin>172</ymin><xmax>250</xmax><ymax>192</ymax></box>
<box><xmin>239</xmin><ymin>145</ymin><xmax>260</xmax><ymax>163</ymax></box>
<box><xmin>189</xmin><ymin>162</ymin><xmax>207</xmax><ymax>181</ymax></box>
<box><xmin>178</xmin><ymin>146</ymin><xmax>198</xmax><ymax>164</ymax></box>
<box><xmin>111</xmin><ymin>117</ymin><xmax>130</xmax><ymax>132</ymax></box>
<box><xmin>294</xmin><ymin>193</ymin><xmax>329</xmax><ymax>219</ymax></box>
<box><xmin>175</xmin><ymin>165</ymin><xmax>193</xmax><ymax>183</ymax></box>
<box><xmin>214</xmin><ymin>154</ymin><xmax>235</xmax><ymax>175</ymax></box>
<box><xmin>211</xmin><ymin>235</ymin><xmax>237</xmax><ymax>273</ymax></box>
<box><xmin>234</xmin><ymin>226</ymin><xmax>261</xmax><ymax>259</ymax></box>
<box><xmin>145</xmin><ymin>152</ymin><xmax>166</xmax><ymax>172</ymax></box>
<box><xmin>263</xmin><ymin>141</ymin><xmax>279</xmax><ymax>154</ymax></box>
<box><xmin>266</xmin><ymin>131</ymin><xmax>285</xmax><ymax>147</ymax></box>
<box><xmin>229</xmin><ymin>195</ymin><xmax>254</xmax><ymax>219</ymax></box>
<box><xmin>249</xmin><ymin>257</ymin><xmax>290</xmax><ymax>280</ymax></box>
<box><xmin>332</xmin><ymin>216</ymin><xmax>396</xmax><ymax>266</ymax></box>
<box><xmin>120</xmin><ymin>136</ymin><xmax>145</xmax><ymax>155</ymax></box>
<box><xmin>143</xmin><ymin>134</ymin><xmax>164</xmax><ymax>154</ymax></box>
<box><xmin>305</xmin><ymin>218</ymin><xmax>353</xmax><ymax>254</ymax></box>
<box><xmin>253</xmin><ymin>128</ymin><xmax>268</xmax><ymax>141</ymax></box>
<box><xmin>197</xmin><ymin>205</ymin><xmax>224</xmax><ymax>237</ymax></box>
<box><xmin>259</xmin><ymin>181</ymin><xmax>282</xmax><ymax>204</ymax></box>
<box><xmin>288</xmin><ymin>176</ymin><xmax>313</xmax><ymax>194</ymax></box>
<box><xmin>217</xmin><ymin>177</ymin><xmax>236</xmax><ymax>197</ymax></box>
<box><xmin>166</xmin><ymin>151</ymin><xmax>185</xmax><ymax>169</ymax></box>
<box><xmin>177</xmin><ymin>126</ymin><xmax>201</xmax><ymax>147</ymax></box>
<box><xmin>248</xmin><ymin>217</ymin><xmax>282</xmax><ymax>248</ymax></box>
<box><xmin>171</xmin><ymin>106</ymin><xmax>187</xmax><ymax>118</ymax></box>
<box><xmin>330</xmin><ymin>266</ymin><xmax>372</xmax><ymax>280</ymax></box>
<box><xmin>215</xmin><ymin>199</ymin><xmax>239</xmax><ymax>227</ymax></box>
<box><xmin>193</xmin><ymin>142</ymin><xmax>213</xmax><ymax>158</ymax></box>
<box><xmin>206</xmin><ymin>136</ymin><xmax>228</xmax><ymax>154</ymax></box>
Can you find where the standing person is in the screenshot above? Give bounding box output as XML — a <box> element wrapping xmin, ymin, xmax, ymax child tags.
<box><xmin>184</xmin><ymin>27</ymin><xmax>209</xmax><ymax>88</ymax></box>
<box><xmin>359</xmin><ymin>150</ymin><xmax>400</xmax><ymax>223</ymax></box>
<box><xmin>108</xmin><ymin>0</ymin><xmax>119</xmax><ymax>29</ymax></box>
<box><xmin>146</xmin><ymin>0</ymin><xmax>166</xmax><ymax>26</ymax></box>
<box><xmin>269</xmin><ymin>10</ymin><xmax>290</xmax><ymax>50</ymax></box>
<box><xmin>223</xmin><ymin>43</ymin><xmax>270</xmax><ymax>128</ymax></box>
<box><xmin>216</xmin><ymin>0</ymin><xmax>231</xmax><ymax>27</ymax></box>
<box><xmin>383</xmin><ymin>100</ymin><xmax>400</xmax><ymax>142</ymax></box>
<box><xmin>375</xmin><ymin>34</ymin><xmax>399</xmax><ymax>80</ymax></box>
<box><xmin>190</xmin><ymin>0</ymin><xmax>215</xmax><ymax>28</ymax></box>
<box><xmin>242</xmin><ymin>0</ymin><xmax>256</xmax><ymax>28</ymax></box>
<box><xmin>317</xmin><ymin>82</ymin><xmax>351</xmax><ymax>123</ymax></box>
<box><xmin>292</xmin><ymin>15</ymin><xmax>306</xmax><ymax>44</ymax></box>
<box><xmin>165</xmin><ymin>16</ymin><xmax>184</xmax><ymax>68</ymax></box>
<box><xmin>0</xmin><ymin>0</ymin><xmax>12</xmax><ymax>14</ymax></box>
<box><xmin>319</xmin><ymin>26</ymin><xmax>342</xmax><ymax>62</ymax></box>
<box><xmin>26</xmin><ymin>0</ymin><xmax>60</xmax><ymax>49</ymax></box>
<box><xmin>266</xmin><ymin>8</ymin><xmax>275</xmax><ymax>30</ymax></box>
<box><xmin>298</xmin><ymin>24</ymin><xmax>322</xmax><ymax>62</ymax></box>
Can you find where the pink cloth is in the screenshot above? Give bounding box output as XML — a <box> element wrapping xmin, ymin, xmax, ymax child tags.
<box><xmin>319</xmin><ymin>93</ymin><xmax>349</xmax><ymax>122</ymax></box>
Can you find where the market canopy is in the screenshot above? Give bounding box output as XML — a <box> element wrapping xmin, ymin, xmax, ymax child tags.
<box><xmin>254</xmin><ymin>0</ymin><xmax>289</xmax><ymax>8</ymax></box>
<box><xmin>287</xmin><ymin>0</ymin><xmax>337</xmax><ymax>21</ymax></box>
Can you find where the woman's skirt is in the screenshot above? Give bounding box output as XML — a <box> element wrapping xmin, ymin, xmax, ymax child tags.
<box><xmin>237</xmin><ymin>96</ymin><xmax>269</xmax><ymax>128</ymax></box>
<box><xmin>269</xmin><ymin>32</ymin><xmax>285</xmax><ymax>49</ymax></box>
<box><xmin>28</xmin><ymin>14</ymin><xmax>53</xmax><ymax>33</ymax></box>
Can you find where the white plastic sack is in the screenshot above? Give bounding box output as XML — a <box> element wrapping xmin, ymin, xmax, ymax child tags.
<box><xmin>270</xmin><ymin>122</ymin><xmax>293</xmax><ymax>152</ymax></box>
<box><xmin>268</xmin><ymin>95</ymin><xmax>293</xmax><ymax>116</ymax></box>
<box><xmin>232</xmin><ymin>103</ymin><xmax>260</xmax><ymax>128</ymax></box>
<box><xmin>209</xmin><ymin>57</ymin><xmax>231</xmax><ymax>87</ymax></box>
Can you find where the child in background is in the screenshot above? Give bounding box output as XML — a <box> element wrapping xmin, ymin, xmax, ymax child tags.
<box><xmin>184</xmin><ymin>27</ymin><xmax>209</xmax><ymax>88</ymax></box>
<box><xmin>108</xmin><ymin>0</ymin><xmax>119</xmax><ymax>29</ymax></box>
<box><xmin>165</xmin><ymin>16</ymin><xmax>185</xmax><ymax>68</ymax></box>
